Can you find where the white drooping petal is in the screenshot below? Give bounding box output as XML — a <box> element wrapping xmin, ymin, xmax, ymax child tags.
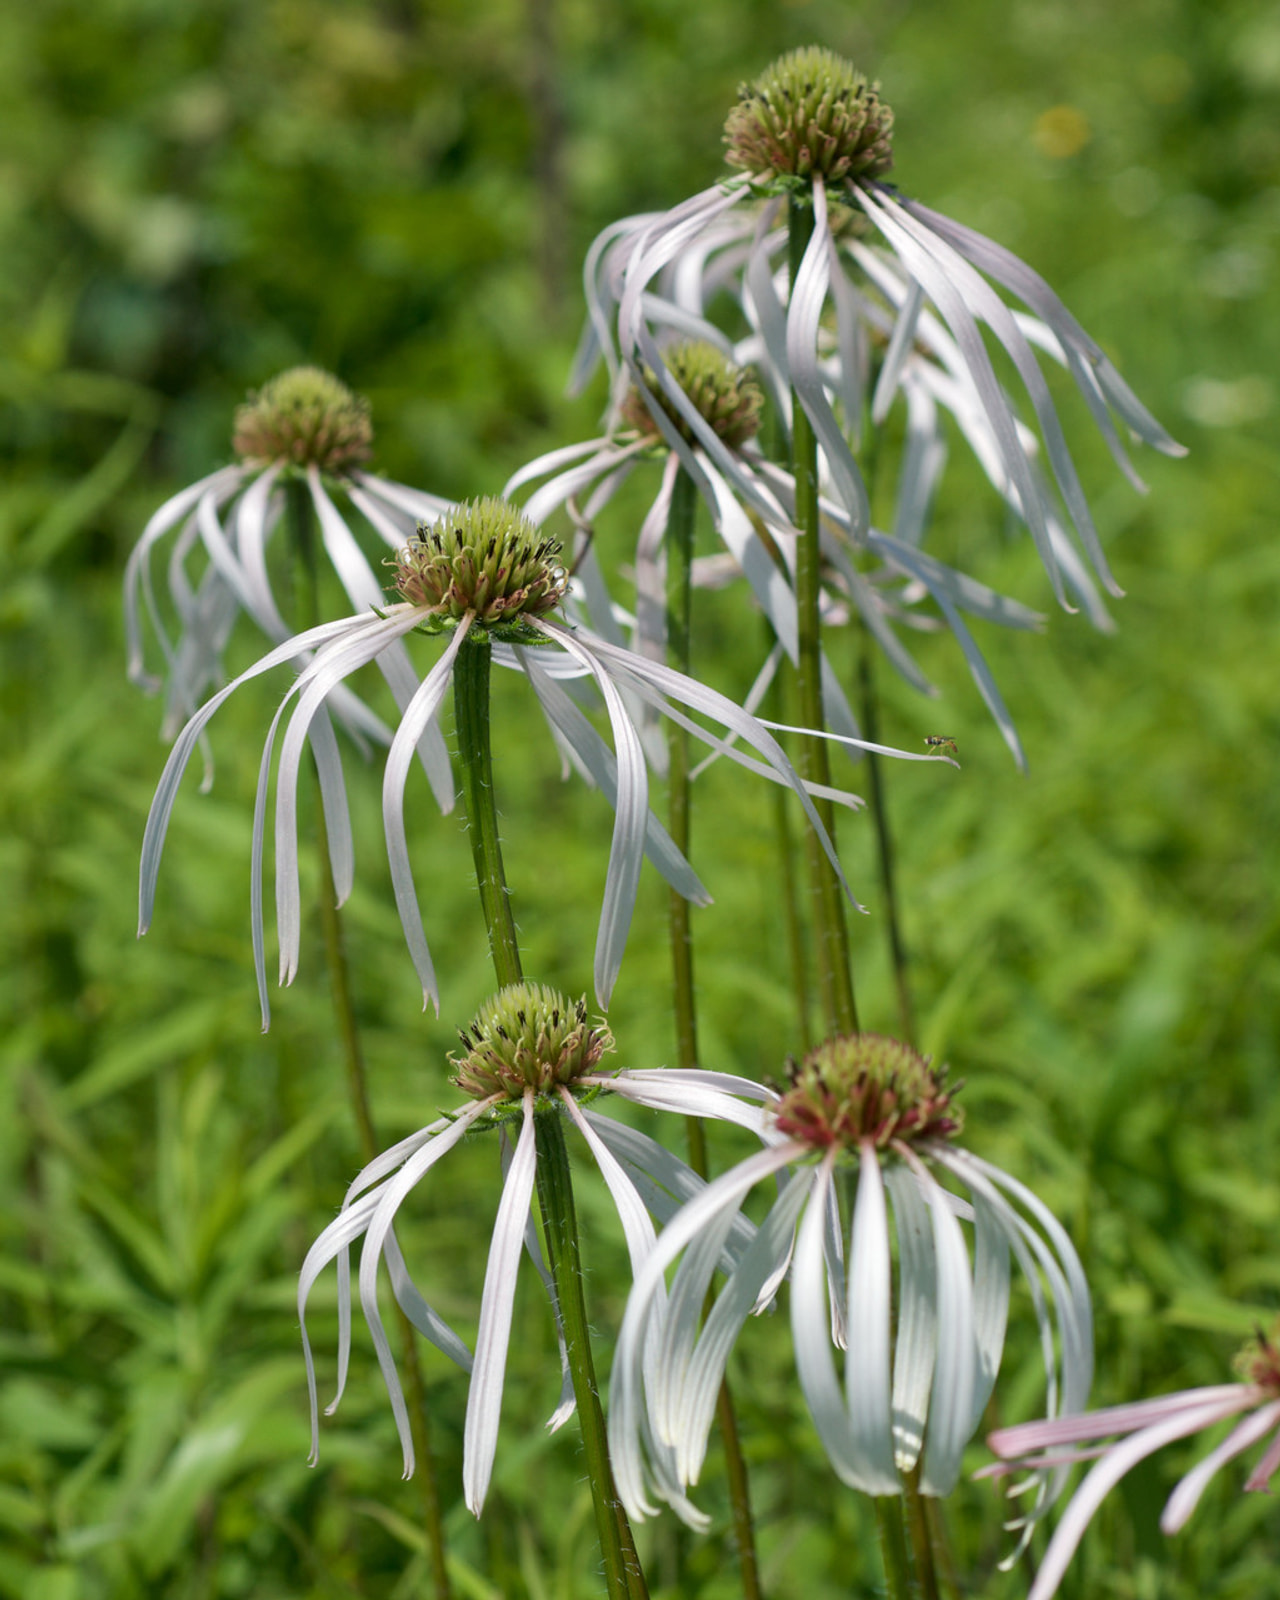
<box><xmin>609</xmin><ymin>1142</ymin><xmax>800</xmax><ymax>1523</ymax></box>
<box><xmin>380</xmin><ymin>618</ymin><xmax>473</xmax><ymax>1011</ymax></box>
<box><xmin>516</xmin><ymin>648</ymin><xmax>710</xmax><ymax>907</ymax></box>
<box><xmin>299</xmin><ymin>1097</ymin><xmax>493</xmax><ymax>1468</ymax></box>
<box><xmin>884</xmin><ymin>1162</ymin><xmax>937</xmax><ymax>1473</ymax></box>
<box><xmin>124</xmin><ymin>465</ymin><xmax>247</xmax><ymax>690</ymax></box>
<box><xmin>913</xmin><ymin>1160</ymin><xmax>975</xmax><ymax>1495</ymax></box>
<box><xmin>785</xmin><ymin>177</ymin><xmax>870</xmax><ymax>538</ymax></box>
<box><xmin>464</xmin><ymin>1095</ymin><xmax>538</xmax><ymax>1514</ymax></box>
<box><xmin>139</xmin><ymin>613</ymin><xmax>380</xmax><ymax>935</ymax></box>
<box><xmin>840</xmin><ymin>1146</ymin><xmax>900</xmax><ymax>1493</ymax></box>
<box><xmin>537</xmin><ymin>625</ymin><xmax>650</xmax><ymax>1007</ymax></box>
<box><xmin>668</xmin><ymin>1171</ymin><xmax>812</xmax><ymax>1488</ymax></box>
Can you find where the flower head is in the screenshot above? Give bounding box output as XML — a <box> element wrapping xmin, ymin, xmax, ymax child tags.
<box><xmin>724</xmin><ymin>47</ymin><xmax>894</xmax><ymax>185</ymax></box>
<box><xmin>231</xmin><ymin>366</ymin><xmax>373</xmax><ymax>472</ymax></box>
<box><xmin>125</xmin><ymin>366</ymin><xmax>454</xmax><ymax>805</ymax></box>
<box><xmin>571</xmin><ymin>48</ymin><xmax>1185</xmax><ymax>762</ymax></box>
<box><xmin>298</xmin><ymin>981</ymin><xmax>776</xmax><ymax>1517</ymax></box>
<box><xmin>392</xmin><ymin>497</ymin><xmax>568</xmax><ymax>632</ymax></box>
<box><xmin>139</xmin><ymin>497</ymin><xmax>868</xmax><ymax>1023</ymax></box>
<box><xmin>983</xmin><ymin>1319</ymin><xmax>1280</xmax><ymax>1600</ymax></box>
<box><xmin>609</xmin><ymin>1034</ymin><xmax>1093</xmax><ymax>1522</ymax></box>
<box><xmin>620</xmin><ymin>340</ymin><xmax>764</xmax><ymax>450</ymax></box>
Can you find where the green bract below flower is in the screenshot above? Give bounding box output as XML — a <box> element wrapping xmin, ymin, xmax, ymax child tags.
<box><xmin>138</xmin><ymin>497</ymin><xmax>882</xmax><ymax>1022</ymax></box>
<box><xmin>609</xmin><ymin>1034</ymin><xmax>1093</xmax><ymax>1524</ymax></box>
<box><xmin>298</xmin><ymin>981</ymin><xmax>777</xmax><ymax>1520</ymax></box>
<box><xmin>125</xmin><ymin>365</ymin><xmax>456</xmax><ymax>805</ymax></box>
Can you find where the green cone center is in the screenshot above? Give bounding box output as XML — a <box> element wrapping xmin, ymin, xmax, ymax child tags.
<box><xmin>451</xmin><ymin>983</ymin><xmax>614</xmax><ymax>1101</ymax></box>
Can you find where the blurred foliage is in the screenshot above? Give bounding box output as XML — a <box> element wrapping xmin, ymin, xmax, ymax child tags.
<box><xmin>2</xmin><ymin>0</ymin><xmax>1279</xmax><ymax>1595</ymax></box>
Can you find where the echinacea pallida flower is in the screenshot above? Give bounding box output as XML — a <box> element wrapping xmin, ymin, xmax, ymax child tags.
<box><xmin>609</xmin><ymin>1033</ymin><xmax>1093</xmax><ymax>1524</ymax></box>
<box><xmin>298</xmin><ymin>983</ymin><xmax>776</xmax><ymax>1516</ymax></box>
<box><xmin>125</xmin><ymin>366</ymin><xmax>455</xmax><ymax>805</ymax></box>
<box><xmin>139</xmin><ymin>498</ymin><xmax>878</xmax><ymax>1022</ymax></box>
<box><xmin>585</xmin><ymin>47</ymin><xmax>1184</xmax><ymax>619</ymax></box>
<box><xmin>982</xmin><ymin>1320</ymin><xmax>1280</xmax><ymax>1600</ymax></box>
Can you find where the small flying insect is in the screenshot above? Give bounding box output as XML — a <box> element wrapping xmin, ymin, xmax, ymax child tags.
<box><xmin>924</xmin><ymin>735</ymin><xmax>959</xmax><ymax>758</ymax></box>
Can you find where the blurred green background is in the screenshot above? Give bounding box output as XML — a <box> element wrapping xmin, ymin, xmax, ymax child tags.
<box><xmin>2</xmin><ymin>0</ymin><xmax>1278</xmax><ymax>1595</ymax></box>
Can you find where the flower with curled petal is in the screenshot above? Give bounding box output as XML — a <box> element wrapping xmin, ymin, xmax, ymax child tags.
<box><xmin>981</xmin><ymin>1319</ymin><xmax>1280</xmax><ymax>1600</ymax></box>
<box><xmin>138</xmin><ymin>498</ymin><xmax>935</xmax><ymax>1023</ymax></box>
<box><xmin>571</xmin><ymin>49</ymin><xmax>1185</xmax><ymax>761</ymax></box>
<box><xmin>125</xmin><ymin>366</ymin><xmax>456</xmax><ymax>805</ymax></box>
<box><xmin>299</xmin><ymin>981</ymin><xmax>778</xmax><ymax>1518</ymax></box>
<box><xmin>609</xmin><ymin>1033</ymin><xmax>1093</xmax><ymax>1525</ymax></box>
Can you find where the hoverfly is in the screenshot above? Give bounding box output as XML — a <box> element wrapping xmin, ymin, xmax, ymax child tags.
<box><xmin>924</xmin><ymin>735</ymin><xmax>959</xmax><ymax>758</ymax></box>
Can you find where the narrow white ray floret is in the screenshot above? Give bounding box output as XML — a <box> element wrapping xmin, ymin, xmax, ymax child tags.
<box><xmin>609</xmin><ymin>1033</ymin><xmax>1094</xmax><ymax>1524</ymax></box>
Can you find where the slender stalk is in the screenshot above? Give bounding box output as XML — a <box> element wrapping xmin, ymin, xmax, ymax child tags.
<box><xmin>534</xmin><ymin>1110</ymin><xmax>646</xmax><ymax>1600</ymax></box>
<box><xmin>902</xmin><ymin>1469</ymin><xmax>939</xmax><ymax>1600</ymax></box>
<box><xmin>856</xmin><ymin>631</ymin><xmax>915</xmax><ymax>1046</ymax></box>
<box><xmin>452</xmin><ymin>635</ymin><xmax>522</xmax><ymax>989</ymax></box>
<box><xmin>766</xmin><ymin>616</ymin><xmax>813</xmax><ymax>1054</ymax></box>
<box><xmin>788</xmin><ymin>195</ymin><xmax>858</xmax><ymax>1039</ymax></box>
<box><xmin>452</xmin><ymin>620</ymin><xmax>648</xmax><ymax>1599</ymax></box>
<box><xmin>664</xmin><ymin>465</ymin><xmax>763</xmax><ymax>1600</ymax></box>
<box><xmin>874</xmin><ymin>1496</ymin><xmax>917</xmax><ymax>1600</ymax></box>
<box><xmin>288</xmin><ymin>480</ymin><xmax>454</xmax><ymax>1600</ymax></box>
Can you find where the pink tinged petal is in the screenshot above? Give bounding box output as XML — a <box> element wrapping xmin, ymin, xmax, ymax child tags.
<box><xmin>299</xmin><ymin>1186</ymin><xmax>383</xmax><ymax>1462</ymax></box>
<box><xmin>502</xmin><ymin>435</ymin><xmax>614</xmax><ymax>498</ymax></box>
<box><xmin>380</xmin><ymin>618</ymin><xmax>473</xmax><ymax>1011</ymax></box>
<box><xmin>988</xmin><ymin>1386</ymin><xmax>1250</xmax><ymax>1458</ymax></box>
<box><xmin>356</xmin><ymin>1098</ymin><xmax>498</xmax><ymax>1476</ymax></box>
<box><xmin>883</xmin><ymin>1164</ymin><xmax>937</xmax><ymax>1473</ymax></box>
<box><xmin>1243</xmin><ymin>1409</ymin><xmax>1280</xmax><ymax>1493</ymax></box>
<box><xmin>1162</xmin><ymin>1396</ymin><xmax>1280</xmax><ymax>1530</ymax></box>
<box><xmin>1024</xmin><ymin>1399</ymin><xmax>1257</xmax><ymax>1600</ymax></box>
<box><xmin>829</xmin><ymin>254</ymin><xmax>870</xmax><ymax>451</ymax></box>
<box><xmin>651</xmin><ymin>1184</ymin><xmax>747</xmax><ymax>1451</ymax></box>
<box><xmin>345</xmin><ymin>480</ymin><xmax>421</xmax><ymax>549</ymax></box>
<box><xmin>823</xmin><ymin>1176</ymin><xmax>848</xmax><ymax>1349</ymax></box>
